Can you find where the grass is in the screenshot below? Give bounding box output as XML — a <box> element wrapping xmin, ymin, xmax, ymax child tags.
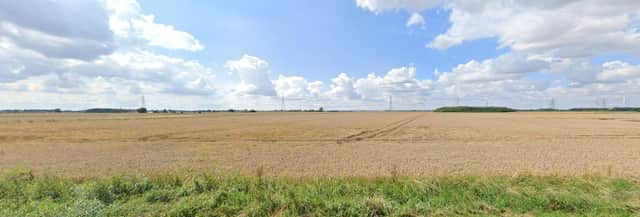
<box><xmin>434</xmin><ymin>106</ymin><xmax>516</xmax><ymax>112</ymax></box>
<box><xmin>1</xmin><ymin>169</ymin><xmax>639</xmax><ymax>216</ymax></box>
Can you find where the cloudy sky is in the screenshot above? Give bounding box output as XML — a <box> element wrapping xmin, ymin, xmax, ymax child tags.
<box><xmin>1</xmin><ymin>0</ymin><xmax>639</xmax><ymax>110</ymax></box>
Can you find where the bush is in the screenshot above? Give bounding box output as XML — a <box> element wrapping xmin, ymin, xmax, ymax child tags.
<box><xmin>568</xmin><ymin>108</ymin><xmax>609</xmax><ymax>112</ymax></box>
<box><xmin>136</xmin><ymin>107</ymin><xmax>147</xmax><ymax>113</ymax></box>
<box><xmin>610</xmin><ymin>107</ymin><xmax>640</xmax><ymax>112</ymax></box>
<box><xmin>85</xmin><ymin>108</ymin><xmax>130</xmax><ymax>113</ymax></box>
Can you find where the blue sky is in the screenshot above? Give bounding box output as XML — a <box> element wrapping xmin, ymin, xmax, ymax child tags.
<box><xmin>138</xmin><ymin>0</ymin><xmax>505</xmax><ymax>81</ymax></box>
<box><xmin>0</xmin><ymin>0</ymin><xmax>639</xmax><ymax>110</ymax></box>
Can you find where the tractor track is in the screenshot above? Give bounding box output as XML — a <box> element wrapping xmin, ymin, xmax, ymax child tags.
<box><xmin>337</xmin><ymin>114</ymin><xmax>423</xmax><ymax>143</ymax></box>
<box><xmin>134</xmin><ymin>114</ymin><xmax>425</xmax><ymax>144</ymax></box>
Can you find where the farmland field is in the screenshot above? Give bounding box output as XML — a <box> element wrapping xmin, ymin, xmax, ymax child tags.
<box><xmin>2</xmin><ymin>112</ymin><xmax>640</xmax><ymax>178</ymax></box>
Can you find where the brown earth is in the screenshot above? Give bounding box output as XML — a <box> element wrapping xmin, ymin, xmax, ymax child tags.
<box><xmin>1</xmin><ymin>112</ymin><xmax>640</xmax><ymax>178</ymax></box>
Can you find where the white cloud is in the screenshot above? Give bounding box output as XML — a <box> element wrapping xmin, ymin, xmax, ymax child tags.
<box><xmin>0</xmin><ymin>0</ymin><xmax>215</xmax><ymax>109</ymax></box>
<box><xmin>328</xmin><ymin>73</ymin><xmax>358</xmax><ymax>100</ymax></box>
<box><xmin>427</xmin><ymin>0</ymin><xmax>640</xmax><ymax>58</ymax></box>
<box><xmin>224</xmin><ymin>55</ymin><xmax>276</xmax><ymax>96</ymax></box>
<box><xmin>355</xmin><ymin>66</ymin><xmax>432</xmax><ymax>100</ymax></box>
<box><xmin>0</xmin><ymin>0</ymin><xmax>115</xmax><ymax>60</ymax></box>
<box><xmin>547</xmin><ymin>58</ymin><xmax>599</xmax><ymax>84</ymax></box>
<box><xmin>354</xmin><ymin>73</ymin><xmax>385</xmax><ymax>99</ymax></box>
<box><xmin>274</xmin><ymin>75</ymin><xmax>326</xmax><ymax>99</ymax></box>
<box><xmin>406</xmin><ymin>13</ymin><xmax>425</xmax><ymax>27</ymax></box>
<box><xmin>357</xmin><ymin>0</ymin><xmax>640</xmax><ymax>109</ymax></box>
<box><xmin>0</xmin><ymin>44</ymin><xmax>216</xmax><ymax>96</ymax></box>
<box><xmin>106</xmin><ymin>0</ymin><xmax>204</xmax><ymax>51</ymax></box>
<box><xmin>356</xmin><ymin>0</ymin><xmax>442</xmax><ymax>13</ymax></box>
<box><xmin>437</xmin><ymin>53</ymin><xmax>549</xmax><ymax>84</ymax></box>
<box><xmin>598</xmin><ymin>61</ymin><xmax>640</xmax><ymax>82</ymax></box>
<box><xmin>307</xmin><ymin>81</ymin><xmax>325</xmax><ymax>97</ymax></box>
<box><xmin>223</xmin><ymin>62</ymin><xmax>435</xmax><ymax>108</ymax></box>
<box><xmin>3</xmin><ymin>0</ymin><xmax>640</xmax><ymax>110</ymax></box>
<box><xmin>428</xmin><ymin>34</ymin><xmax>463</xmax><ymax>50</ymax></box>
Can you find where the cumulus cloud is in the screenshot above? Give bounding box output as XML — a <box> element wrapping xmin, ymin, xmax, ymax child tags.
<box><xmin>0</xmin><ymin>42</ymin><xmax>215</xmax><ymax>96</ymax></box>
<box><xmin>106</xmin><ymin>0</ymin><xmax>204</xmax><ymax>51</ymax></box>
<box><xmin>437</xmin><ymin>53</ymin><xmax>549</xmax><ymax>84</ymax></box>
<box><xmin>406</xmin><ymin>13</ymin><xmax>425</xmax><ymax>27</ymax></box>
<box><xmin>0</xmin><ymin>0</ymin><xmax>215</xmax><ymax>109</ymax></box>
<box><xmin>223</xmin><ymin>60</ymin><xmax>435</xmax><ymax>107</ymax></box>
<box><xmin>597</xmin><ymin>61</ymin><xmax>640</xmax><ymax>82</ymax></box>
<box><xmin>274</xmin><ymin>75</ymin><xmax>326</xmax><ymax>99</ymax></box>
<box><xmin>355</xmin><ymin>66</ymin><xmax>432</xmax><ymax>99</ymax></box>
<box><xmin>224</xmin><ymin>55</ymin><xmax>276</xmax><ymax>96</ymax></box>
<box><xmin>357</xmin><ymin>0</ymin><xmax>640</xmax><ymax>108</ymax></box>
<box><xmin>224</xmin><ymin>55</ymin><xmax>330</xmax><ymax>102</ymax></box>
<box><xmin>547</xmin><ymin>58</ymin><xmax>599</xmax><ymax>85</ymax></box>
<box><xmin>428</xmin><ymin>0</ymin><xmax>640</xmax><ymax>57</ymax></box>
<box><xmin>0</xmin><ymin>0</ymin><xmax>115</xmax><ymax>60</ymax></box>
<box><xmin>356</xmin><ymin>0</ymin><xmax>442</xmax><ymax>13</ymax></box>
<box><xmin>328</xmin><ymin>73</ymin><xmax>359</xmax><ymax>100</ymax></box>
<box><xmin>3</xmin><ymin>0</ymin><xmax>640</xmax><ymax>110</ymax></box>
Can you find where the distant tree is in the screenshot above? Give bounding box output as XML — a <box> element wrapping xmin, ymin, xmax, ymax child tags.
<box><xmin>434</xmin><ymin>106</ymin><xmax>515</xmax><ymax>113</ymax></box>
<box><xmin>318</xmin><ymin>107</ymin><xmax>324</xmax><ymax>112</ymax></box>
<box><xmin>136</xmin><ymin>107</ymin><xmax>147</xmax><ymax>113</ymax></box>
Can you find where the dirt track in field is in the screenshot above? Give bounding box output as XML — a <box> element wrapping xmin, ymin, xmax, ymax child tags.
<box><xmin>1</xmin><ymin>112</ymin><xmax>640</xmax><ymax>177</ymax></box>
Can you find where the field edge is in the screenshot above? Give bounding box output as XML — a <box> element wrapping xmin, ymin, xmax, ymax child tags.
<box><xmin>1</xmin><ymin>169</ymin><xmax>639</xmax><ymax>216</ymax></box>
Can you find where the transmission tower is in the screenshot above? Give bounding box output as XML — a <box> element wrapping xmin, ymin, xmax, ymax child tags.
<box><xmin>549</xmin><ymin>97</ymin><xmax>555</xmax><ymax>110</ymax></box>
<box><xmin>281</xmin><ymin>96</ymin><xmax>285</xmax><ymax>112</ymax></box>
<box><xmin>388</xmin><ymin>95</ymin><xmax>393</xmax><ymax>111</ymax></box>
<box><xmin>601</xmin><ymin>98</ymin><xmax>607</xmax><ymax>108</ymax></box>
<box><xmin>141</xmin><ymin>95</ymin><xmax>146</xmax><ymax>108</ymax></box>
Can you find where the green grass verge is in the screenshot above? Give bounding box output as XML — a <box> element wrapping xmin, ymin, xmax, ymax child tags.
<box><xmin>434</xmin><ymin>106</ymin><xmax>516</xmax><ymax>112</ymax></box>
<box><xmin>1</xmin><ymin>169</ymin><xmax>639</xmax><ymax>216</ymax></box>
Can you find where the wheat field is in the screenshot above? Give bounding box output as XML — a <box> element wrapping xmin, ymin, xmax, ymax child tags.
<box><xmin>1</xmin><ymin>112</ymin><xmax>640</xmax><ymax>177</ymax></box>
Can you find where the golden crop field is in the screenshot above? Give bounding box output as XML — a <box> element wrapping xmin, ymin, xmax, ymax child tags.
<box><xmin>1</xmin><ymin>112</ymin><xmax>640</xmax><ymax>178</ymax></box>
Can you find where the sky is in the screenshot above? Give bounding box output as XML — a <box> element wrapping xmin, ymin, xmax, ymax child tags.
<box><xmin>0</xmin><ymin>0</ymin><xmax>639</xmax><ymax>110</ymax></box>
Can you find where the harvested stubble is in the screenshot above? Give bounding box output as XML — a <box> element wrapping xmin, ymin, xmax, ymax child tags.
<box><xmin>1</xmin><ymin>112</ymin><xmax>640</xmax><ymax>177</ymax></box>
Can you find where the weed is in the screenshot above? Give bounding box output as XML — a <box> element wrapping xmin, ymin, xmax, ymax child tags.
<box><xmin>2</xmin><ymin>171</ymin><xmax>640</xmax><ymax>216</ymax></box>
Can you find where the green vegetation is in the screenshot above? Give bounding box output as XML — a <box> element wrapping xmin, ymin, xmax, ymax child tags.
<box><xmin>1</xmin><ymin>170</ymin><xmax>639</xmax><ymax>216</ymax></box>
<box><xmin>610</xmin><ymin>107</ymin><xmax>640</xmax><ymax>112</ymax></box>
<box><xmin>568</xmin><ymin>108</ymin><xmax>612</xmax><ymax>112</ymax></box>
<box><xmin>568</xmin><ymin>107</ymin><xmax>640</xmax><ymax>112</ymax></box>
<box><xmin>434</xmin><ymin>106</ymin><xmax>516</xmax><ymax>112</ymax></box>
<box><xmin>136</xmin><ymin>107</ymin><xmax>147</xmax><ymax>113</ymax></box>
<box><xmin>84</xmin><ymin>108</ymin><xmax>132</xmax><ymax>113</ymax></box>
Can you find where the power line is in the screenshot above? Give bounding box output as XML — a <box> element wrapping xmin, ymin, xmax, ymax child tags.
<box><xmin>597</xmin><ymin>97</ymin><xmax>607</xmax><ymax>108</ymax></box>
